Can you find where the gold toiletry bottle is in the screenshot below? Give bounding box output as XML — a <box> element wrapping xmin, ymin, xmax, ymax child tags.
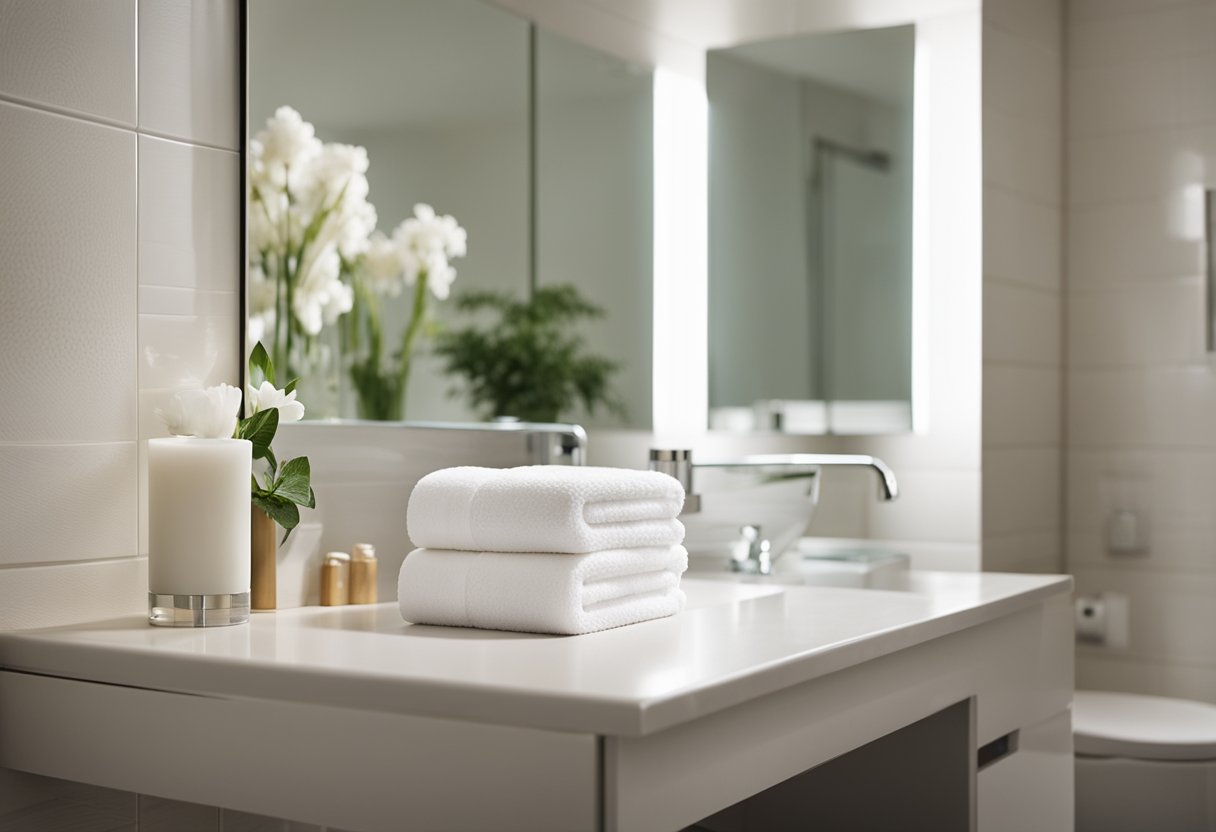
<box><xmin>349</xmin><ymin>543</ymin><xmax>378</xmax><ymax>605</ymax></box>
<box><xmin>320</xmin><ymin>551</ymin><xmax>351</xmax><ymax>606</ymax></box>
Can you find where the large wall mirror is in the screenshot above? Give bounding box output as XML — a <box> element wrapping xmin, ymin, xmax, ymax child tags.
<box><xmin>247</xmin><ymin>0</ymin><xmax>652</xmax><ymax>429</ymax></box>
<box><xmin>707</xmin><ymin>24</ymin><xmax>915</xmax><ymax>436</ymax></box>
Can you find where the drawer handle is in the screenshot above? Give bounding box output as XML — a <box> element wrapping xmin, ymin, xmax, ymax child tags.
<box><xmin>977</xmin><ymin>731</ymin><xmax>1019</xmax><ymax>770</ymax></box>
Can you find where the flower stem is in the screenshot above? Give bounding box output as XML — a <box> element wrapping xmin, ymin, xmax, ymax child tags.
<box><xmin>396</xmin><ymin>271</ymin><xmax>430</xmax><ymax>416</ymax></box>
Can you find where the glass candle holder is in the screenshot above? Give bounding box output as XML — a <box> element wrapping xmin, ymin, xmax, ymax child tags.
<box><xmin>147</xmin><ymin>437</ymin><xmax>252</xmax><ymax>626</ymax></box>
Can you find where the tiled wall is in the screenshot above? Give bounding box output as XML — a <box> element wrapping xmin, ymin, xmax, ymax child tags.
<box><xmin>0</xmin><ymin>0</ymin><xmax>240</xmax><ymax>630</ymax></box>
<box><xmin>1066</xmin><ymin>0</ymin><xmax>1216</xmax><ymax>703</ymax></box>
<box><xmin>980</xmin><ymin>0</ymin><xmax>1066</xmax><ymax>575</ymax></box>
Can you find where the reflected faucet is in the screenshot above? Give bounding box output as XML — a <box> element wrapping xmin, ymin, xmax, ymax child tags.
<box><xmin>648</xmin><ymin>449</ymin><xmax>899</xmax><ymax>515</ymax></box>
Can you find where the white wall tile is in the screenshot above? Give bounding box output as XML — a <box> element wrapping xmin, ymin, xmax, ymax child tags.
<box><xmin>1068</xmin><ymin>194</ymin><xmax>1204</xmax><ymax>286</ymax></box>
<box><xmin>982</xmin><ymin>281</ymin><xmax>1061</xmax><ymax>365</ymax></box>
<box><xmin>0</xmin><ymin>101</ymin><xmax>136</xmax><ymax>443</ymax></box>
<box><xmin>982</xmin><ymin>448</ymin><xmax>1061</xmax><ymax>537</ymax></box>
<box><xmin>983</xmin><ymin>530</ymin><xmax>1061</xmax><ymax>573</ymax></box>
<box><xmin>0</xmin><ymin>0</ymin><xmax>136</xmax><ymax>125</ymax></box>
<box><xmin>982</xmin><ymin>0</ymin><xmax>1060</xmax><ymax>53</ymax></box>
<box><xmin>137</xmin><ymin>311</ymin><xmax>239</xmax><ymax>391</ymax></box>
<box><xmin>1069</xmin><ymin>366</ymin><xmax>1216</xmax><ymax>449</ymax></box>
<box><xmin>1074</xmin><ymin>565</ymin><xmax>1216</xmax><ymax>666</ymax></box>
<box><xmin>0</xmin><ymin>443</ymin><xmax>137</xmax><ymax>566</ymax></box>
<box><xmin>983</xmin><ymin>365</ymin><xmax>1062</xmax><ymax>447</ymax></box>
<box><xmin>138</xmin><ymin>0</ymin><xmax>240</xmax><ymax>149</ymax></box>
<box><xmin>1076</xmin><ymin>653</ymin><xmax>1216</xmax><ymax>706</ymax></box>
<box><xmin>983</xmin><ymin>25</ymin><xmax>1062</xmax><ymax>123</ymax></box>
<box><xmin>1068</xmin><ymin>5</ymin><xmax>1216</xmax><ymax>68</ymax></box>
<box><xmin>1069</xmin><ymin>58</ymin><xmax>1175</xmax><ymax>136</ymax></box>
<box><xmin>1067</xmin><ymin>448</ymin><xmax>1216</xmax><ymax>572</ymax></box>
<box><xmin>138</xmin><ymin>135</ymin><xmax>240</xmax><ymax>292</ymax></box>
<box><xmin>983</xmin><ymin>107</ymin><xmax>1061</xmax><ymax>205</ymax></box>
<box><xmin>983</xmin><ymin>187</ymin><xmax>1062</xmax><ymax>288</ymax></box>
<box><xmin>1068</xmin><ymin>279</ymin><xmax>1205</xmax><ymax>368</ymax></box>
<box><xmin>0</xmin><ymin>556</ymin><xmax>145</xmax><ymax>629</ymax></box>
<box><xmin>1067</xmin><ymin>126</ymin><xmax>1200</xmax><ymax>206</ymax></box>
<box><xmin>865</xmin><ymin>468</ymin><xmax>981</xmax><ymax>543</ymax></box>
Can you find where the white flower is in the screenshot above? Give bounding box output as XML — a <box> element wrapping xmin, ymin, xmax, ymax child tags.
<box><xmin>293</xmin><ymin>248</ymin><xmax>352</xmax><ymax>335</ymax></box>
<box><xmin>360</xmin><ymin>232</ymin><xmax>405</xmax><ymax>297</ymax></box>
<box><xmin>156</xmin><ymin>384</ymin><xmax>243</xmax><ymax>439</ymax></box>
<box><xmin>255</xmin><ymin>106</ymin><xmax>321</xmax><ymax>175</ymax></box>
<box><xmin>392</xmin><ymin>203</ymin><xmax>467</xmax><ymax>300</ymax></box>
<box><xmin>248</xmin><ymin>380</ymin><xmax>305</xmax><ymax>423</ymax></box>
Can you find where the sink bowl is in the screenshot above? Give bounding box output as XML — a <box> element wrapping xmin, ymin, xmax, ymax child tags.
<box><xmin>687</xmin><ymin>537</ymin><xmax>912</xmax><ymax>590</ymax></box>
<box><xmin>681</xmin><ymin>472</ymin><xmax>817</xmax><ymax>564</ymax></box>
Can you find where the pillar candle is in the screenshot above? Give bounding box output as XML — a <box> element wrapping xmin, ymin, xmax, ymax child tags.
<box><xmin>148</xmin><ymin>437</ymin><xmax>252</xmax><ymax>595</ymax></box>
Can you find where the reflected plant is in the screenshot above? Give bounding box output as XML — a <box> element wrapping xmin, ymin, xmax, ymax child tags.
<box><xmin>345</xmin><ymin>204</ymin><xmax>467</xmax><ymax>421</ymax></box>
<box><xmin>434</xmin><ymin>284</ymin><xmax>625</xmax><ymax>424</ymax></box>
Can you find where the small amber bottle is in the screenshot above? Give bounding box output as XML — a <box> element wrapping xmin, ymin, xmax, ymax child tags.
<box><xmin>349</xmin><ymin>543</ymin><xmax>378</xmax><ymax>605</ymax></box>
<box><xmin>320</xmin><ymin>551</ymin><xmax>351</xmax><ymax>606</ymax></box>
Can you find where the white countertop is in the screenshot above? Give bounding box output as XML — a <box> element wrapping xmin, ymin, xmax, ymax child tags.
<box><xmin>0</xmin><ymin>572</ymin><xmax>1070</xmax><ymax>737</ymax></box>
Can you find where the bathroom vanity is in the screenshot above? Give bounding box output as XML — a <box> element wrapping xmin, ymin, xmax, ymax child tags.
<box><xmin>0</xmin><ymin>573</ymin><xmax>1072</xmax><ymax>831</ymax></box>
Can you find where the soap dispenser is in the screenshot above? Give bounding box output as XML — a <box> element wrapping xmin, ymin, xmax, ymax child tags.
<box><xmin>349</xmin><ymin>543</ymin><xmax>378</xmax><ymax>604</ymax></box>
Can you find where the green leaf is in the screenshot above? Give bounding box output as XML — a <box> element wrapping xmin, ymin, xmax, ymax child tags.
<box><xmin>273</xmin><ymin>456</ymin><xmax>312</xmax><ymax>507</ymax></box>
<box><xmin>306</xmin><ymin>485</ymin><xmax>316</xmax><ymax>510</ymax></box>
<box><xmin>237</xmin><ymin>407</ymin><xmax>279</xmax><ymax>460</ymax></box>
<box><xmin>263</xmin><ymin>447</ymin><xmax>278</xmax><ymax>478</ymax></box>
<box><xmin>251</xmin><ymin>492</ymin><xmax>299</xmax><ymax>533</ymax></box>
<box><xmin>284</xmin><ymin>377</ymin><xmax>298</xmax><ymax>395</ymax></box>
<box><xmin>248</xmin><ymin>341</ymin><xmax>274</xmax><ymax>389</ymax></box>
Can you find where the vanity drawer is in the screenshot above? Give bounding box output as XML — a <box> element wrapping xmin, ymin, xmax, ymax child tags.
<box><xmin>0</xmin><ymin>670</ymin><xmax>598</xmax><ymax>832</ymax></box>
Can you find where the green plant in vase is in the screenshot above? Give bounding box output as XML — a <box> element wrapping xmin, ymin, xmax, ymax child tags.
<box><xmin>346</xmin><ymin>203</ymin><xmax>467</xmax><ymax>421</ymax></box>
<box><xmin>434</xmin><ymin>284</ymin><xmax>625</xmax><ymax>424</ymax></box>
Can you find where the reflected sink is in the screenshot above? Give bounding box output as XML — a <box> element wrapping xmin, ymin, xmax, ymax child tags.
<box><xmin>688</xmin><ymin>537</ymin><xmax>912</xmax><ymax>590</ymax></box>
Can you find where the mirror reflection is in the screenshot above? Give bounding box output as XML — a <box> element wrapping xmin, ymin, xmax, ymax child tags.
<box><xmin>707</xmin><ymin>24</ymin><xmax>915</xmax><ymax>435</ymax></box>
<box><xmin>247</xmin><ymin>0</ymin><xmax>652</xmax><ymax>428</ymax></box>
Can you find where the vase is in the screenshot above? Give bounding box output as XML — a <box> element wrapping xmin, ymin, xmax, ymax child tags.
<box><xmin>147</xmin><ymin>437</ymin><xmax>252</xmax><ymax>627</ymax></box>
<box><xmin>251</xmin><ymin>504</ymin><xmax>277</xmax><ymax>611</ymax></box>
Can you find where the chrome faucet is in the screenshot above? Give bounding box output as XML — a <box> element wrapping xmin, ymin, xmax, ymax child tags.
<box><xmin>649</xmin><ymin>448</ymin><xmax>898</xmax><ymax>575</ymax></box>
<box><xmin>648</xmin><ymin>448</ymin><xmax>898</xmax><ymax>513</ymax></box>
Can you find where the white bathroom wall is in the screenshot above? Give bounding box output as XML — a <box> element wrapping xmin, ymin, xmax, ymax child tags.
<box><xmin>1065</xmin><ymin>0</ymin><xmax>1216</xmax><ymax>704</ymax></box>
<box><xmin>0</xmin><ymin>0</ymin><xmax>240</xmax><ymax>630</ymax></box>
<box><xmin>980</xmin><ymin>0</ymin><xmax>1066</xmax><ymax>574</ymax></box>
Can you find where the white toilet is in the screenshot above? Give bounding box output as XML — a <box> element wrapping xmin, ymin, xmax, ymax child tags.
<box><xmin>1074</xmin><ymin>690</ymin><xmax>1216</xmax><ymax>832</ymax></box>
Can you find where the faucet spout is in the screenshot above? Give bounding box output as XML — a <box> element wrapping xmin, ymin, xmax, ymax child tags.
<box><xmin>648</xmin><ymin>449</ymin><xmax>899</xmax><ymax>514</ymax></box>
<box><xmin>704</xmin><ymin>454</ymin><xmax>899</xmax><ymax>501</ymax></box>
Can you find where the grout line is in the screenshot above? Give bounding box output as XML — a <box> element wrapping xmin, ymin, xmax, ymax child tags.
<box><xmin>0</xmin><ymin>555</ymin><xmax>145</xmax><ymax>571</ymax></box>
<box><xmin>135</xmin><ymin>127</ymin><xmax>240</xmax><ymax>155</ymax></box>
<box><xmin>0</xmin><ymin>92</ymin><xmax>136</xmax><ymax>132</ymax></box>
<box><xmin>0</xmin><ymin>440</ymin><xmax>137</xmax><ymax>448</ymax></box>
<box><xmin>983</xmin><ymin>181</ymin><xmax>1064</xmax><ymax>210</ymax></box>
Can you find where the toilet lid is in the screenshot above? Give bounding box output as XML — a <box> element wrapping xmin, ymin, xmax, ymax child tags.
<box><xmin>1074</xmin><ymin>691</ymin><xmax>1216</xmax><ymax>761</ymax></box>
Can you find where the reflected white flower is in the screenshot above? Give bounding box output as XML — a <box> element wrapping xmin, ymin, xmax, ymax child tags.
<box><xmin>255</xmin><ymin>106</ymin><xmax>321</xmax><ymax>174</ymax></box>
<box><xmin>156</xmin><ymin>384</ymin><xmax>243</xmax><ymax>439</ymax></box>
<box><xmin>360</xmin><ymin>232</ymin><xmax>405</xmax><ymax>297</ymax></box>
<box><xmin>248</xmin><ymin>380</ymin><xmax>305</xmax><ymax>423</ymax></box>
<box><xmin>293</xmin><ymin>248</ymin><xmax>352</xmax><ymax>336</ymax></box>
<box><xmin>392</xmin><ymin>203</ymin><xmax>467</xmax><ymax>300</ymax></box>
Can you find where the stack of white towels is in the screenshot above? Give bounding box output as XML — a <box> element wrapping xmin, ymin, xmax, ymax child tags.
<box><xmin>398</xmin><ymin>465</ymin><xmax>689</xmax><ymax>635</ymax></box>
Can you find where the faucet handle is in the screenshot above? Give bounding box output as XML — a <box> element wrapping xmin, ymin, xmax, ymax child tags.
<box><xmin>649</xmin><ymin>448</ymin><xmax>701</xmax><ymax>514</ymax></box>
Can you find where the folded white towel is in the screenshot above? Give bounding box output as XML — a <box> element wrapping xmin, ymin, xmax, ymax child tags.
<box><xmin>406</xmin><ymin>465</ymin><xmax>686</xmax><ymax>554</ymax></box>
<box><xmin>398</xmin><ymin>545</ymin><xmax>688</xmax><ymax>635</ymax></box>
